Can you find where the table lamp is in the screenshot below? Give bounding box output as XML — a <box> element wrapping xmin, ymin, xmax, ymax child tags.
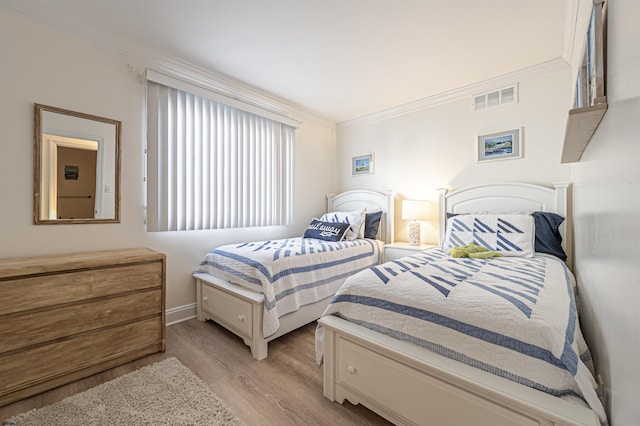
<box><xmin>402</xmin><ymin>200</ymin><xmax>429</xmax><ymax>246</ymax></box>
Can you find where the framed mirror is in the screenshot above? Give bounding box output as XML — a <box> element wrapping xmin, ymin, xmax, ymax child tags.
<box><xmin>34</xmin><ymin>104</ymin><xmax>121</xmax><ymax>224</ymax></box>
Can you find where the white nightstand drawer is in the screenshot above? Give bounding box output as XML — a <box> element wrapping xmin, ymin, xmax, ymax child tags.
<box><xmin>384</xmin><ymin>242</ymin><xmax>436</xmax><ymax>262</ymax></box>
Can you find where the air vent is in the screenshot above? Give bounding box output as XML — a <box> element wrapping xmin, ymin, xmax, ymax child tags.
<box><xmin>472</xmin><ymin>84</ymin><xmax>518</xmax><ymax>111</ymax></box>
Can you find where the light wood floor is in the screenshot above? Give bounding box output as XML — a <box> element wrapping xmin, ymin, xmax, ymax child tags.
<box><xmin>0</xmin><ymin>319</ymin><xmax>392</xmax><ymax>425</ymax></box>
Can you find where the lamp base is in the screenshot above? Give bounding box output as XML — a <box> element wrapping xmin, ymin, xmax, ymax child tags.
<box><xmin>408</xmin><ymin>222</ymin><xmax>421</xmax><ymax>246</ymax></box>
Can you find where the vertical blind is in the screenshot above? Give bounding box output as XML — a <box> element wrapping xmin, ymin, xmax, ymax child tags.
<box><xmin>146</xmin><ymin>78</ymin><xmax>295</xmax><ymax>232</ymax></box>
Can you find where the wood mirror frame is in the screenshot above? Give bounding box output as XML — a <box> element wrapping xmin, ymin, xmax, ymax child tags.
<box><xmin>34</xmin><ymin>104</ymin><xmax>121</xmax><ymax>224</ymax></box>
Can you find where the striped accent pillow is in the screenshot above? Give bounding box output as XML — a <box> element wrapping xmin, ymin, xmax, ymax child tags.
<box><xmin>443</xmin><ymin>214</ymin><xmax>535</xmax><ymax>257</ymax></box>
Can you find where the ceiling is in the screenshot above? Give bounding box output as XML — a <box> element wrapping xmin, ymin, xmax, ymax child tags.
<box><xmin>1</xmin><ymin>0</ymin><xmax>570</xmax><ymax>123</ymax></box>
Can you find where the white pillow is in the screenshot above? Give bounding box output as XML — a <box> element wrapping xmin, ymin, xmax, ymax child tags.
<box><xmin>320</xmin><ymin>207</ymin><xmax>366</xmax><ymax>240</ymax></box>
<box><xmin>443</xmin><ymin>213</ymin><xmax>535</xmax><ymax>257</ymax></box>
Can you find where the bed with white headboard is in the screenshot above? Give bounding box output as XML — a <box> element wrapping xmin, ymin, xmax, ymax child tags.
<box><xmin>317</xmin><ymin>182</ymin><xmax>605</xmax><ymax>426</ymax></box>
<box><xmin>194</xmin><ymin>189</ymin><xmax>394</xmax><ymax>360</ymax></box>
<box><xmin>437</xmin><ymin>181</ymin><xmax>571</xmax><ymax>268</ymax></box>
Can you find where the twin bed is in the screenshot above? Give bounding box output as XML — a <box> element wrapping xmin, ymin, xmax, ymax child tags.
<box><xmin>194</xmin><ymin>182</ymin><xmax>606</xmax><ymax>426</ymax></box>
<box><xmin>317</xmin><ymin>182</ymin><xmax>606</xmax><ymax>426</ymax></box>
<box><xmin>194</xmin><ymin>189</ymin><xmax>394</xmax><ymax>360</ymax></box>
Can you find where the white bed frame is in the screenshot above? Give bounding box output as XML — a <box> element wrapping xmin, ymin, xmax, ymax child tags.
<box><xmin>320</xmin><ymin>182</ymin><xmax>601</xmax><ymax>426</ymax></box>
<box><xmin>194</xmin><ymin>189</ymin><xmax>394</xmax><ymax>360</ymax></box>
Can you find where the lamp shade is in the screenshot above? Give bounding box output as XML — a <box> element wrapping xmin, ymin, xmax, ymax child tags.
<box><xmin>402</xmin><ymin>200</ymin><xmax>429</xmax><ymax>221</ymax></box>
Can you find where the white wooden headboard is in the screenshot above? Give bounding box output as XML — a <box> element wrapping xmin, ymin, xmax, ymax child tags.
<box><xmin>437</xmin><ymin>182</ymin><xmax>571</xmax><ymax>266</ymax></box>
<box><xmin>326</xmin><ymin>190</ymin><xmax>395</xmax><ymax>243</ymax></box>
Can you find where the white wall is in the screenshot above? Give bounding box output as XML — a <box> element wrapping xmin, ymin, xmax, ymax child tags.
<box><xmin>0</xmin><ymin>9</ymin><xmax>336</xmax><ymax>322</ymax></box>
<box><xmin>570</xmin><ymin>0</ymin><xmax>640</xmax><ymax>424</ymax></box>
<box><xmin>336</xmin><ymin>64</ymin><xmax>573</xmax><ymax>244</ymax></box>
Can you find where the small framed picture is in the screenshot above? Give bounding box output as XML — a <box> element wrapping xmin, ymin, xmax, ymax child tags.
<box><xmin>477</xmin><ymin>128</ymin><xmax>522</xmax><ymax>162</ymax></box>
<box><xmin>64</xmin><ymin>165</ymin><xmax>79</xmax><ymax>180</ymax></box>
<box><xmin>352</xmin><ymin>153</ymin><xmax>375</xmax><ymax>176</ymax></box>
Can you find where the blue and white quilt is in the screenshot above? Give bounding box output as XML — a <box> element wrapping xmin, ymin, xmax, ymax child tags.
<box><xmin>195</xmin><ymin>237</ymin><xmax>383</xmax><ymax>338</ymax></box>
<box><xmin>315</xmin><ymin>248</ymin><xmax>607</xmax><ymax>424</ymax></box>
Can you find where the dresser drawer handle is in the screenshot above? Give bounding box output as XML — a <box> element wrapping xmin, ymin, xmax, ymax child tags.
<box><xmin>203</xmin><ymin>296</ymin><xmax>208</xmax><ymax>302</ymax></box>
<box><xmin>238</xmin><ymin>314</ymin><xmax>245</xmax><ymax>322</ymax></box>
<box><xmin>347</xmin><ymin>365</ymin><xmax>356</xmax><ymax>375</ymax></box>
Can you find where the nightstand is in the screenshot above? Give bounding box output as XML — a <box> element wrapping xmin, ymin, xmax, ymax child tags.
<box><xmin>384</xmin><ymin>242</ymin><xmax>437</xmax><ymax>262</ymax></box>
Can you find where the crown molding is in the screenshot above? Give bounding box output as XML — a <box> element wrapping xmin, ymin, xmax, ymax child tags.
<box><xmin>0</xmin><ymin>3</ymin><xmax>335</xmax><ymax>128</ymax></box>
<box><xmin>337</xmin><ymin>58</ymin><xmax>569</xmax><ymax>130</ymax></box>
<box><xmin>121</xmin><ymin>44</ymin><xmax>341</xmax><ymax>129</ymax></box>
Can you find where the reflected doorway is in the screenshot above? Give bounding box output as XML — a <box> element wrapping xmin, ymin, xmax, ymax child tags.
<box><xmin>40</xmin><ymin>134</ymin><xmax>101</xmax><ymax>220</ymax></box>
<box><xmin>56</xmin><ymin>146</ymin><xmax>97</xmax><ymax>219</ymax></box>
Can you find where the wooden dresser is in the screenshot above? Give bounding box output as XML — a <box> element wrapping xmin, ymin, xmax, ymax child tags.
<box><xmin>0</xmin><ymin>248</ymin><xmax>166</xmax><ymax>407</ymax></box>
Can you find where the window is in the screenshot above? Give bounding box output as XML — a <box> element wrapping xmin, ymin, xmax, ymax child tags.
<box><xmin>146</xmin><ymin>71</ymin><xmax>296</xmax><ymax>231</ymax></box>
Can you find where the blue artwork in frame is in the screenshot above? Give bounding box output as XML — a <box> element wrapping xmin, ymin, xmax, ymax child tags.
<box><xmin>477</xmin><ymin>128</ymin><xmax>522</xmax><ymax>162</ymax></box>
<box><xmin>352</xmin><ymin>153</ymin><xmax>375</xmax><ymax>176</ymax></box>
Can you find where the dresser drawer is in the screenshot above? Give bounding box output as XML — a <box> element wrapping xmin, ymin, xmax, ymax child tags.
<box><xmin>0</xmin><ymin>262</ymin><xmax>163</xmax><ymax>316</ymax></box>
<box><xmin>0</xmin><ymin>316</ymin><xmax>163</xmax><ymax>396</ymax></box>
<box><xmin>201</xmin><ymin>282</ymin><xmax>253</xmax><ymax>339</ymax></box>
<box><xmin>336</xmin><ymin>337</ymin><xmax>539</xmax><ymax>426</ymax></box>
<box><xmin>0</xmin><ymin>289</ymin><xmax>162</xmax><ymax>353</ymax></box>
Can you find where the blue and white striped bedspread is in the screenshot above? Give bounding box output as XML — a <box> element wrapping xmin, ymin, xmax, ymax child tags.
<box><xmin>315</xmin><ymin>248</ymin><xmax>607</xmax><ymax>424</ymax></box>
<box><xmin>195</xmin><ymin>237</ymin><xmax>383</xmax><ymax>338</ymax></box>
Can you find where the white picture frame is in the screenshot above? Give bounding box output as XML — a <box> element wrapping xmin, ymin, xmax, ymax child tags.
<box><xmin>477</xmin><ymin>128</ymin><xmax>522</xmax><ymax>162</ymax></box>
<box><xmin>352</xmin><ymin>153</ymin><xmax>375</xmax><ymax>176</ymax></box>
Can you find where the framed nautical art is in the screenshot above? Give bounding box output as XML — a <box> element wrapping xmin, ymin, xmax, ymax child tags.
<box><xmin>352</xmin><ymin>153</ymin><xmax>375</xmax><ymax>176</ymax></box>
<box><xmin>477</xmin><ymin>128</ymin><xmax>522</xmax><ymax>163</ymax></box>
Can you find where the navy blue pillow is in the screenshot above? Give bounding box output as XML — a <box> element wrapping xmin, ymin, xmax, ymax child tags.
<box><xmin>303</xmin><ymin>219</ymin><xmax>350</xmax><ymax>242</ymax></box>
<box><xmin>364</xmin><ymin>211</ymin><xmax>383</xmax><ymax>239</ymax></box>
<box><xmin>532</xmin><ymin>211</ymin><xmax>567</xmax><ymax>260</ymax></box>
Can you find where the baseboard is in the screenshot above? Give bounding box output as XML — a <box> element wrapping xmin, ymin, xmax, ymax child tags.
<box><xmin>166</xmin><ymin>303</ymin><xmax>197</xmax><ymax>326</ymax></box>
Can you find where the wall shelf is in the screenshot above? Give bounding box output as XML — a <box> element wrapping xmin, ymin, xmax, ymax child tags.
<box><xmin>561</xmin><ymin>102</ymin><xmax>608</xmax><ymax>163</ymax></box>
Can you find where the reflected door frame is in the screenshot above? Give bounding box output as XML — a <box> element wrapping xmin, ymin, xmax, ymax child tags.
<box><xmin>40</xmin><ymin>133</ymin><xmax>103</xmax><ymax>220</ymax></box>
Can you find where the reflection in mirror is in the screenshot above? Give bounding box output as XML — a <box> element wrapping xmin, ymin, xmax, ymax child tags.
<box><xmin>34</xmin><ymin>104</ymin><xmax>121</xmax><ymax>224</ymax></box>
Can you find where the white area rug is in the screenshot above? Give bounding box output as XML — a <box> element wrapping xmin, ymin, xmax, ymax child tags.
<box><xmin>5</xmin><ymin>357</ymin><xmax>244</xmax><ymax>426</ymax></box>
